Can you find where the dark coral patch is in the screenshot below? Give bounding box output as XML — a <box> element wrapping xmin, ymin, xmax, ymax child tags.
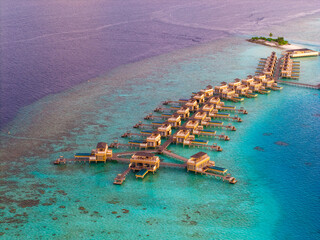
<box><xmin>122</xmin><ymin>209</ymin><xmax>129</xmax><ymax>213</ymax></box>
<box><xmin>42</xmin><ymin>203</ymin><xmax>52</xmax><ymax>206</ymax></box>
<box><xmin>108</xmin><ymin>200</ymin><xmax>119</xmax><ymax>204</ymax></box>
<box><xmin>38</xmin><ymin>190</ymin><xmax>45</xmax><ymax>195</ymax></box>
<box><xmin>57</xmin><ymin>190</ymin><xmax>67</xmax><ymax>196</ymax></box>
<box><xmin>274</xmin><ymin>141</ymin><xmax>289</xmax><ymax>146</ymax></box>
<box><xmin>9</xmin><ymin>208</ymin><xmax>16</xmax><ymax>213</ymax></box>
<box><xmin>18</xmin><ymin>199</ymin><xmax>39</xmax><ymax>208</ymax></box>
<box><xmin>111</xmin><ymin>211</ymin><xmax>117</xmax><ymax>214</ymax></box>
<box><xmin>263</xmin><ymin>133</ymin><xmax>273</xmax><ymax>136</ymax></box>
<box><xmin>254</xmin><ymin>146</ymin><xmax>264</xmax><ymax>151</ymax></box>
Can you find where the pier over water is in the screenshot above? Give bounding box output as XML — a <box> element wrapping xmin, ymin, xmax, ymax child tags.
<box><xmin>273</xmin><ymin>51</ymin><xmax>319</xmax><ymax>90</ymax></box>
<box><xmin>54</xmin><ymin>50</ymin><xmax>318</xmax><ymax>186</ymax></box>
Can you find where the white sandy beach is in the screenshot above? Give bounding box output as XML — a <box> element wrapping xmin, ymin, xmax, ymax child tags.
<box><xmin>249</xmin><ymin>39</ymin><xmax>307</xmax><ymax>51</ymax></box>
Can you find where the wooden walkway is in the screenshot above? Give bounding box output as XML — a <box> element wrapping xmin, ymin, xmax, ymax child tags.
<box><xmin>198</xmin><ymin>171</ymin><xmax>237</xmax><ymax>183</ymax></box>
<box><xmin>114</xmin><ymin>167</ymin><xmax>131</xmax><ymax>185</ymax></box>
<box><xmin>54</xmin><ymin>158</ymin><xmax>90</xmax><ymax>164</ymax></box>
<box><xmin>273</xmin><ymin>59</ymin><xmax>282</xmax><ymax>81</ymax></box>
<box><xmin>121</xmin><ymin>132</ymin><xmax>146</xmax><ymax>138</ymax></box>
<box><xmin>133</xmin><ymin>123</ymin><xmax>157</xmax><ymax>129</ymax></box>
<box><xmin>277</xmin><ymin>80</ymin><xmax>320</xmax><ymax>89</ymax></box>
<box><xmin>160</xmin><ymin>162</ymin><xmax>187</xmax><ymax>168</ymax></box>
<box><xmin>210</xmin><ymin>114</ymin><xmax>242</xmax><ymax>122</ymax></box>
<box><xmin>115</xmin><ymin>150</ymin><xmax>157</xmax><ymax>157</ymax></box>
<box><xmin>188</xmin><ymin>143</ymin><xmax>223</xmax><ymax>151</ymax></box>
<box><xmin>218</xmin><ymin>107</ymin><xmax>248</xmax><ymax>114</ymax></box>
<box><xmin>109</xmin><ymin>142</ymin><xmax>143</xmax><ymax>149</ymax></box>
<box><xmin>158</xmin><ymin>137</ymin><xmax>173</xmax><ymax>153</ymax></box>
<box><xmin>162</xmin><ymin>150</ymin><xmax>189</xmax><ymax>162</ymax></box>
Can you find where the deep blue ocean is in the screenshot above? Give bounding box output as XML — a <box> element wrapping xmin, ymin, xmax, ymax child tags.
<box><xmin>1</xmin><ymin>1</ymin><xmax>320</xmax><ymax>239</ymax></box>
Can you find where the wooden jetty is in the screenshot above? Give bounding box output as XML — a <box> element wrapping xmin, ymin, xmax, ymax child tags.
<box><xmin>121</xmin><ymin>131</ymin><xmax>147</xmax><ymax>138</ymax></box>
<box><xmin>55</xmin><ymin>51</ymin><xmax>307</xmax><ymax>185</ymax></box>
<box><xmin>198</xmin><ymin>171</ymin><xmax>237</xmax><ymax>184</ymax></box>
<box><xmin>209</xmin><ymin>113</ymin><xmax>242</xmax><ymax>122</ymax></box>
<box><xmin>162</xmin><ymin>150</ymin><xmax>189</xmax><ymax>162</ymax></box>
<box><xmin>276</xmin><ymin>80</ymin><xmax>320</xmax><ymax>89</ymax></box>
<box><xmin>272</xmin><ymin>54</ymin><xmax>319</xmax><ymax>90</ymax></box>
<box><xmin>133</xmin><ymin>122</ymin><xmax>158</xmax><ymax>129</ymax></box>
<box><xmin>160</xmin><ymin>162</ymin><xmax>187</xmax><ymax>168</ymax></box>
<box><xmin>113</xmin><ymin>167</ymin><xmax>131</xmax><ymax>185</ymax></box>
<box><xmin>158</xmin><ymin>137</ymin><xmax>173</xmax><ymax>153</ymax></box>
<box><xmin>109</xmin><ymin>142</ymin><xmax>145</xmax><ymax>149</ymax></box>
<box><xmin>218</xmin><ymin>106</ymin><xmax>248</xmax><ymax>114</ymax></box>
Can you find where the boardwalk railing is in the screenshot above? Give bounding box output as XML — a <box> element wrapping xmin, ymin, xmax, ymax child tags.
<box><xmin>277</xmin><ymin>80</ymin><xmax>320</xmax><ymax>89</ymax></box>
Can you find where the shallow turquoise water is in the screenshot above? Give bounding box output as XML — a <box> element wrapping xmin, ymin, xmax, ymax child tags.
<box><xmin>1</xmin><ymin>17</ymin><xmax>320</xmax><ymax>239</ymax></box>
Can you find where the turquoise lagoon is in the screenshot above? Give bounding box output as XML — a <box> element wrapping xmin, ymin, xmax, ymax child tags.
<box><xmin>1</xmin><ymin>19</ymin><xmax>320</xmax><ymax>240</ymax></box>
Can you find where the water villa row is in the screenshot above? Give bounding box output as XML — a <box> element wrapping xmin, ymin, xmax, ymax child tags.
<box><xmin>279</xmin><ymin>53</ymin><xmax>300</xmax><ymax>79</ymax></box>
<box><xmin>54</xmin><ymin>52</ymin><xmax>287</xmax><ymax>186</ymax></box>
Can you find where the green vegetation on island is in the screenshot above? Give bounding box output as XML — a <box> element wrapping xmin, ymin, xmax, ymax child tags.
<box><xmin>250</xmin><ymin>34</ymin><xmax>289</xmax><ymax>45</ymax></box>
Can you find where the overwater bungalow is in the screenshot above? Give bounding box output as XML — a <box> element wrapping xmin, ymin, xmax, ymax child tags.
<box><xmin>228</xmin><ymin>81</ymin><xmax>242</xmax><ymax>90</ymax></box>
<box><xmin>214</xmin><ymin>84</ymin><xmax>228</xmax><ymax>95</ymax></box>
<box><xmin>193</xmin><ymin>111</ymin><xmax>208</xmax><ymax>121</ymax></box>
<box><xmin>185</xmin><ymin>99</ymin><xmax>199</xmax><ymax>112</ymax></box>
<box><xmin>235</xmin><ymin>85</ymin><xmax>249</xmax><ymax>95</ymax></box>
<box><xmin>185</xmin><ymin>120</ymin><xmax>200</xmax><ymax>130</ymax></box>
<box><xmin>174</xmin><ymin>128</ymin><xmax>194</xmax><ymax>144</ymax></box>
<box><xmin>201</xmin><ymin>104</ymin><xmax>216</xmax><ymax>113</ymax></box>
<box><xmin>157</xmin><ymin>123</ymin><xmax>172</xmax><ymax>137</ymax></box>
<box><xmin>167</xmin><ymin>114</ymin><xmax>181</xmax><ymax>128</ymax></box>
<box><xmin>200</xmin><ymin>85</ymin><xmax>214</xmax><ymax>97</ymax></box>
<box><xmin>221</xmin><ymin>88</ymin><xmax>236</xmax><ymax>99</ymax></box>
<box><xmin>74</xmin><ymin>142</ymin><xmax>112</xmax><ymax>163</ymax></box>
<box><xmin>130</xmin><ymin>152</ymin><xmax>160</xmax><ymax>175</ymax></box>
<box><xmin>146</xmin><ymin>132</ymin><xmax>161</xmax><ymax>148</ymax></box>
<box><xmin>186</xmin><ymin>152</ymin><xmax>213</xmax><ymax>172</ymax></box>
<box><xmin>176</xmin><ymin>106</ymin><xmax>190</xmax><ymax>119</ymax></box>
<box><xmin>249</xmin><ymin>80</ymin><xmax>262</xmax><ymax>92</ymax></box>
<box><xmin>241</xmin><ymin>77</ymin><xmax>254</xmax><ymax>86</ymax></box>
<box><xmin>192</xmin><ymin>92</ymin><xmax>205</xmax><ymax>103</ymax></box>
<box><xmin>209</xmin><ymin>96</ymin><xmax>221</xmax><ymax>106</ymax></box>
<box><xmin>262</xmin><ymin>78</ymin><xmax>275</xmax><ymax>89</ymax></box>
<box><xmin>254</xmin><ymin>74</ymin><xmax>266</xmax><ymax>82</ymax></box>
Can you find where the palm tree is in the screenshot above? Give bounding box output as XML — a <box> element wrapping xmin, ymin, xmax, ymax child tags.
<box><xmin>269</xmin><ymin>33</ymin><xmax>273</xmax><ymax>37</ymax></box>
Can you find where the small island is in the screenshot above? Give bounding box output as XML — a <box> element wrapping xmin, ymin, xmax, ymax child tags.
<box><xmin>248</xmin><ymin>33</ymin><xmax>290</xmax><ymax>48</ymax></box>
